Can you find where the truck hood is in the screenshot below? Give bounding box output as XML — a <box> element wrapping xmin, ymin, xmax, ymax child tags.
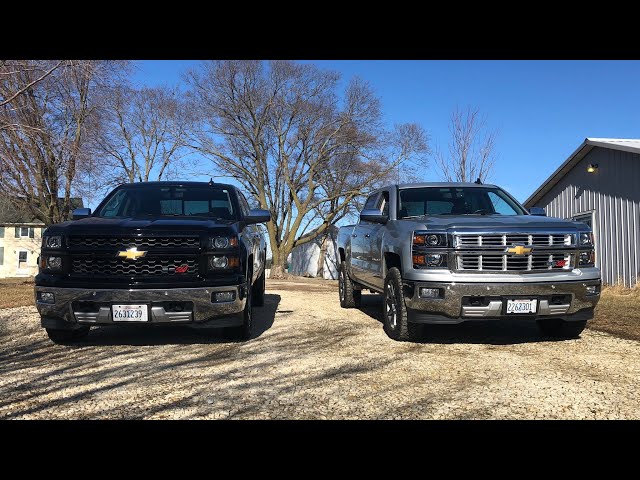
<box><xmin>47</xmin><ymin>216</ymin><xmax>237</xmax><ymax>234</ymax></box>
<box><xmin>403</xmin><ymin>215</ymin><xmax>584</xmax><ymax>231</ymax></box>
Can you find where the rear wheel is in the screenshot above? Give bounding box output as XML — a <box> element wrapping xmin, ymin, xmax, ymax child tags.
<box><xmin>537</xmin><ymin>319</ymin><xmax>587</xmax><ymax>338</ymax></box>
<box><xmin>383</xmin><ymin>267</ymin><xmax>422</xmax><ymax>342</ymax></box>
<box><xmin>339</xmin><ymin>262</ymin><xmax>361</xmax><ymax>308</ymax></box>
<box><xmin>252</xmin><ymin>268</ymin><xmax>266</xmax><ymax>307</ymax></box>
<box><xmin>46</xmin><ymin>326</ymin><xmax>90</xmax><ymax>344</ymax></box>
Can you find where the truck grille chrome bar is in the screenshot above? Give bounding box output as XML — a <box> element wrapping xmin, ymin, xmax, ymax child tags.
<box><xmin>453</xmin><ymin>232</ymin><xmax>575</xmax><ymax>272</ymax></box>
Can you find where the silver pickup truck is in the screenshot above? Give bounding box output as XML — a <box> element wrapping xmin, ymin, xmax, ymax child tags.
<box><xmin>336</xmin><ymin>182</ymin><xmax>601</xmax><ymax>341</ymax></box>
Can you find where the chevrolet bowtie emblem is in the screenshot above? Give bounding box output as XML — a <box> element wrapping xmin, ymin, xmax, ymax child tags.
<box><xmin>506</xmin><ymin>244</ymin><xmax>532</xmax><ymax>255</ymax></box>
<box><xmin>117</xmin><ymin>247</ymin><xmax>147</xmax><ymax>260</ymax></box>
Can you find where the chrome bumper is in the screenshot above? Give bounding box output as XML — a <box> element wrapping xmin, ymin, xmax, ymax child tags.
<box><xmin>404</xmin><ymin>279</ymin><xmax>600</xmax><ymax>324</ymax></box>
<box><xmin>34</xmin><ymin>285</ymin><xmax>246</xmax><ymax>326</ymax></box>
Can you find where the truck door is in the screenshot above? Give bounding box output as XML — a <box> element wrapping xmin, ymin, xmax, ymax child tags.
<box><xmin>350</xmin><ymin>193</ymin><xmax>379</xmax><ymax>280</ymax></box>
<box><xmin>365</xmin><ymin>190</ymin><xmax>389</xmax><ymax>289</ymax></box>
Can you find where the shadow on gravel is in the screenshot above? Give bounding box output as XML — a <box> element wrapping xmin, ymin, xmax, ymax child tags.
<box><xmin>357</xmin><ymin>293</ymin><xmax>568</xmax><ymax>346</ymax></box>
<box><xmin>68</xmin><ymin>293</ymin><xmax>281</xmax><ymax>347</ymax></box>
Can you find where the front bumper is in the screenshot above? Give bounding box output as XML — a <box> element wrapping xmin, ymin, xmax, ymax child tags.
<box><xmin>34</xmin><ymin>285</ymin><xmax>247</xmax><ymax>329</ymax></box>
<box><xmin>404</xmin><ymin>279</ymin><xmax>601</xmax><ymax>324</ymax></box>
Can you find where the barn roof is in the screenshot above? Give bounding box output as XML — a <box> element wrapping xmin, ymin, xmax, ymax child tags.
<box><xmin>524</xmin><ymin>138</ymin><xmax>640</xmax><ymax>208</ymax></box>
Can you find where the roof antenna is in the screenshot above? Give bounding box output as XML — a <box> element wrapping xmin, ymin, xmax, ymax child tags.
<box><xmin>474</xmin><ymin>177</ymin><xmax>482</xmax><ymax>185</ymax></box>
<box><xmin>209</xmin><ymin>177</ymin><xmax>214</xmax><ymax>185</ymax></box>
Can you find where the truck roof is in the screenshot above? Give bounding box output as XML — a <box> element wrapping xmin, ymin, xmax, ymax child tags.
<box><xmin>394</xmin><ymin>182</ymin><xmax>498</xmax><ymax>189</ymax></box>
<box><xmin>117</xmin><ymin>181</ymin><xmax>238</xmax><ymax>190</ymax></box>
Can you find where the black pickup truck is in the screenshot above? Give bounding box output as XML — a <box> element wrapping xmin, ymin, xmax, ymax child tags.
<box><xmin>35</xmin><ymin>181</ymin><xmax>270</xmax><ymax>343</ymax></box>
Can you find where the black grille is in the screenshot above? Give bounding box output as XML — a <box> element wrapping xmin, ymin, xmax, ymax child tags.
<box><xmin>71</xmin><ymin>256</ymin><xmax>198</xmax><ymax>277</ymax></box>
<box><xmin>457</xmin><ymin>253</ymin><xmax>573</xmax><ymax>272</ymax></box>
<box><xmin>69</xmin><ymin>235</ymin><xmax>200</xmax><ymax>249</ymax></box>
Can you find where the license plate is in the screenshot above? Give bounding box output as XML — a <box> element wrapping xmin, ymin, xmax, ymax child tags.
<box><xmin>112</xmin><ymin>304</ymin><xmax>149</xmax><ymax>322</ymax></box>
<box><xmin>506</xmin><ymin>299</ymin><xmax>537</xmax><ymax>314</ymax></box>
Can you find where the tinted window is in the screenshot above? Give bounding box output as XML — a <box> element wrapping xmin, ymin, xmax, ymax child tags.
<box><xmin>398</xmin><ymin>187</ymin><xmax>525</xmax><ymax>217</ymax></box>
<box><xmin>96</xmin><ymin>186</ymin><xmax>237</xmax><ymax>220</ymax></box>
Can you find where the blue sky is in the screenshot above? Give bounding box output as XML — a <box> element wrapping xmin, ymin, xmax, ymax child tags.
<box><xmin>130</xmin><ymin>60</ymin><xmax>640</xmax><ymax>204</ymax></box>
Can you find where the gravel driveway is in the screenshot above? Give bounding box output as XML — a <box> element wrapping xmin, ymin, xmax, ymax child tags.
<box><xmin>1</xmin><ymin>279</ymin><xmax>638</xmax><ymax>419</ymax></box>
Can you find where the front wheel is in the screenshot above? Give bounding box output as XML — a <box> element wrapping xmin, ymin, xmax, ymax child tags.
<box><xmin>252</xmin><ymin>268</ymin><xmax>266</xmax><ymax>307</ymax></box>
<box><xmin>382</xmin><ymin>267</ymin><xmax>422</xmax><ymax>342</ymax></box>
<box><xmin>338</xmin><ymin>262</ymin><xmax>361</xmax><ymax>308</ymax></box>
<box><xmin>228</xmin><ymin>281</ymin><xmax>253</xmax><ymax>341</ymax></box>
<box><xmin>537</xmin><ymin>319</ymin><xmax>587</xmax><ymax>339</ymax></box>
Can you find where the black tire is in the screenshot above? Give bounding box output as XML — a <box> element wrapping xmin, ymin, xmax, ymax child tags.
<box><xmin>537</xmin><ymin>319</ymin><xmax>587</xmax><ymax>339</ymax></box>
<box><xmin>252</xmin><ymin>268</ymin><xmax>266</xmax><ymax>307</ymax></box>
<box><xmin>383</xmin><ymin>267</ymin><xmax>422</xmax><ymax>342</ymax></box>
<box><xmin>46</xmin><ymin>326</ymin><xmax>90</xmax><ymax>344</ymax></box>
<box><xmin>228</xmin><ymin>279</ymin><xmax>253</xmax><ymax>341</ymax></box>
<box><xmin>338</xmin><ymin>262</ymin><xmax>361</xmax><ymax>308</ymax></box>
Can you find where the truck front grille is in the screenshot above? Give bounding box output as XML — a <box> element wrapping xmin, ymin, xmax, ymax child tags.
<box><xmin>453</xmin><ymin>232</ymin><xmax>576</xmax><ymax>272</ymax></box>
<box><xmin>69</xmin><ymin>235</ymin><xmax>200</xmax><ymax>249</ymax></box>
<box><xmin>456</xmin><ymin>253</ymin><xmax>574</xmax><ymax>272</ymax></box>
<box><xmin>455</xmin><ymin>233</ymin><xmax>574</xmax><ymax>247</ymax></box>
<box><xmin>71</xmin><ymin>256</ymin><xmax>199</xmax><ymax>277</ymax></box>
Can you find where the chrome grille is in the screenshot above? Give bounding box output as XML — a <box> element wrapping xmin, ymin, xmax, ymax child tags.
<box><xmin>71</xmin><ymin>256</ymin><xmax>198</xmax><ymax>277</ymax></box>
<box><xmin>69</xmin><ymin>235</ymin><xmax>200</xmax><ymax>249</ymax></box>
<box><xmin>457</xmin><ymin>253</ymin><xmax>573</xmax><ymax>272</ymax></box>
<box><xmin>455</xmin><ymin>233</ymin><xmax>573</xmax><ymax>247</ymax></box>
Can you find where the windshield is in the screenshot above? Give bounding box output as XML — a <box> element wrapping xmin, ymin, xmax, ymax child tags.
<box><xmin>95</xmin><ymin>186</ymin><xmax>237</xmax><ymax>220</ymax></box>
<box><xmin>398</xmin><ymin>187</ymin><xmax>526</xmax><ymax>217</ymax></box>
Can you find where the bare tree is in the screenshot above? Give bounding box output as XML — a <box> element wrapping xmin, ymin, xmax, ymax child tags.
<box><xmin>0</xmin><ymin>60</ymin><xmax>129</xmax><ymax>225</ymax></box>
<box><xmin>0</xmin><ymin>60</ymin><xmax>66</xmax><ymax>109</ymax></box>
<box><xmin>186</xmin><ymin>60</ymin><xmax>428</xmax><ymax>278</ymax></box>
<box><xmin>435</xmin><ymin>105</ymin><xmax>497</xmax><ymax>183</ymax></box>
<box><xmin>94</xmin><ymin>85</ymin><xmax>190</xmax><ymax>186</ymax></box>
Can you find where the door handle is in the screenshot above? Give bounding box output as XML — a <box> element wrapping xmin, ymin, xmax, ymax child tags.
<box><xmin>352</xmin><ymin>234</ymin><xmax>357</xmax><ymax>238</ymax></box>
<box><xmin>364</xmin><ymin>234</ymin><xmax>371</xmax><ymax>238</ymax></box>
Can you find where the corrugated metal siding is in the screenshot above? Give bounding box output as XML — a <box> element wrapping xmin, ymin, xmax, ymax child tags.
<box><xmin>535</xmin><ymin>146</ymin><xmax>640</xmax><ymax>286</ymax></box>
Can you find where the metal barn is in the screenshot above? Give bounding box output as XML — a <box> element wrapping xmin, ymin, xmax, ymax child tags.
<box><xmin>524</xmin><ymin>138</ymin><xmax>640</xmax><ymax>286</ymax></box>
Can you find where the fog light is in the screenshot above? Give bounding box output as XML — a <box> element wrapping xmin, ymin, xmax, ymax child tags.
<box><xmin>214</xmin><ymin>291</ymin><xmax>235</xmax><ymax>302</ymax></box>
<box><xmin>46</xmin><ymin>256</ymin><xmax>62</xmax><ymax>270</ymax></box>
<box><xmin>586</xmin><ymin>285</ymin><xmax>599</xmax><ymax>295</ymax></box>
<box><xmin>37</xmin><ymin>292</ymin><xmax>55</xmax><ymax>304</ymax></box>
<box><xmin>419</xmin><ymin>288</ymin><xmax>441</xmax><ymax>298</ymax></box>
<box><xmin>210</xmin><ymin>256</ymin><xmax>229</xmax><ymax>269</ymax></box>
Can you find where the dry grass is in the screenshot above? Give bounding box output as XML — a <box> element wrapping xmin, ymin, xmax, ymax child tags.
<box><xmin>0</xmin><ymin>278</ymin><xmax>34</xmax><ymax>309</ymax></box>
<box><xmin>589</xmin><ymin>285</ymin><xmax>640</xmax><ymax>341</ymax></box>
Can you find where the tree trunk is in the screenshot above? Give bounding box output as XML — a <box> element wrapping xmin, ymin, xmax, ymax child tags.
<box><xmin>270</xmin><ymin>264</ymin><xmax>288</xmax><ymax>279</ymax></box>
<box><xmin>316</xmin><ymin>236</ymin><xmax>328</xmax><ymax>278</ymax></box>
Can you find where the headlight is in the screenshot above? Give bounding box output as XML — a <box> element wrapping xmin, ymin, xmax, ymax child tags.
<box><xmin>413</xmin><ymin>232</ymin><xmax>447</xmax><ymax>247</ymax></box>
<box><xmin>579</xmin><ymin>232</ymin><xmax>593</xmax><ymax>246</ymax></box>
<box><xmin>210</xmin><ymin>236</ymin><xmax>238</xmax><ymax>249</ymax></box>
<box><xmin>40</xmin><ymin>256</ymin><xmax>62</xmax><ymax>271</ymax></box>
<box><xmin>579</xmin><ymin>250</ymin><xmax>595</xmax><ymax>267</ymax></box>
<box><xmin>44</xmin><ymin>235</ymin><xmax>63</xmax><ymax>248</ymax></box>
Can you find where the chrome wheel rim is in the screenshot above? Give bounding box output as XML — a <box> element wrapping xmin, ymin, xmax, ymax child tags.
<box><xmin>385</xmin><ymin>282</ymin><xmax>398</xmax><ymax>329</ymax></box>
<box><xmin>339</xmin><ymin>270</ymin><xmax>345</xmax><ymax>301</ymax></box>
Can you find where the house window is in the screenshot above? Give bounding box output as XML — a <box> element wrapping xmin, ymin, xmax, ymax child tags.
<box><xmin>14</xmin><ymin>226</ymin><xmax>35</xmax><ymax>238</ymax></box>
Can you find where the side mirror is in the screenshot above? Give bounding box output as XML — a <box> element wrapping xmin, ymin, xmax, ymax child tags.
<box><xmin>360</xmin><ymin>208</ymin><xmax>388</xmax><ymax>224</ymax></box>
<box><xmin>529</xmin><ymin>207</ymin><xmax>546</xmax><ymax>216</ymax></box>
<box><xmin>245</xmin><ymin>209</ymin><xmax>271</xmax><ymax>225</ymax></box>
<box><xmin>72</xmin><ymin>208</ymin><xmax>91</xmax><ymax>220</ymax></box>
